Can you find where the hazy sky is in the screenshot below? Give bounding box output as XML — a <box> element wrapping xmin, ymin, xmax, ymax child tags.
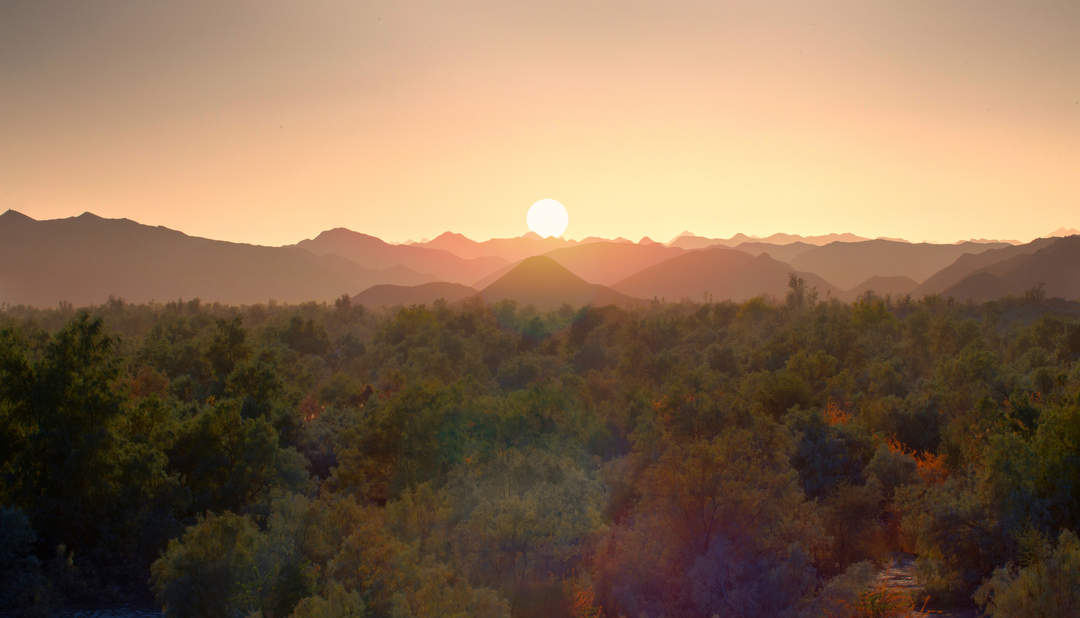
<box><xmin>2</xmin><ymin>0</ymin><xmax>1077</xmax><ymax>245</ymax></box>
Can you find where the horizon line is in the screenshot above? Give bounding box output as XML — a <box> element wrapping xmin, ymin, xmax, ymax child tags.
<box><xmin>5</xmin><ymin>207</ymin><xmax>1073</xmax><ymax>248</ymax></box>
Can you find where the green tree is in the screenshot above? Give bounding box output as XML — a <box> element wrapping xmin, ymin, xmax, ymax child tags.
<box><xmin>151</xmin><ymin>512</ymin><xmax>262</xmax><ymax>618</ymax></box>
<box><xmin>975</xmin><ymin>529</ymin><xmax>1080</xmax><ymax>617</ymax></box>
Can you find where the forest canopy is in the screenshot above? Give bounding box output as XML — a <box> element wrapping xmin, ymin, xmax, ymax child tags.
<box><xmin>3</xmin><ymin>289</ymin><xmax>1080</xmax><ymax>617</ymax></box>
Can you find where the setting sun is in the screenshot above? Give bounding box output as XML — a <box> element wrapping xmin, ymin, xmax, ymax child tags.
<box><xmin>526</xmin><ymin>199</ymin><xmax>569</xmax><ymax>238</ymax></box>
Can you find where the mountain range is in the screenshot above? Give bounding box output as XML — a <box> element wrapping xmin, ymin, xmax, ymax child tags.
<box><xmin>410</xmin><ymin>231</ymin><xmax>577</xmax><ymax>262</ymax></box>
<box><xmin>787</xmin><ymin>239</ymin><xmax>1009</xmax><ymax>290</ymax></box>
<box><xmin>612</xmin><ymin>247</ymin><xmax>837</xmax><ymax>302</ymax></box>
<box><xmin>296</xmin><ymin>228</ymin><xmax>505</xmax><ymax>285</ymax></box>
<box><xmin>933</xmin><ymin>236</ymin><xmax>1080</xmax><ymax>302</ymax></box>
<box><xmin>669</xmin><ymin>231</ymin><xmax>869</xmax><ymax>250</ymax></box>
<box><xmin>0</xmin><ymin>211</ymin><xmax>428</xmax><ymax>306</ymax></box>
<box><xmin>2</xmin><ymin>210</ymin><xmax>1078</xmax><ymax>308</ymax></box>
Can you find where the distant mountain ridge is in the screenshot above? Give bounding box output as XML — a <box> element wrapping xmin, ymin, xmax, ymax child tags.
<box><xmin>730</xmin><ymin>241</ymin><xmax>817</xmax><ymax>264</ymax></box>
<box><xmin>412</xmin><ymin>231</ymin><xmax>580</xmax><ymax>262</ymax></box>
<box><xmin>669</xmin><ymin>231</ymin><xmax>868</xmax><ymax>250</ymax></box>
<box><xmin>0</xmin><ymin>210</ymin><xmax>430</xmax><ymax>306</ymax></box>
<box><xmin>937</xmin><ymin>236</ymin><xmax>1080</xmax><ymax>301</ymax></box>
<box><xmin>6</xmin><ymin>210</ymin><xmax>1079</xmax><ymax>308</ymax></box>
<box><xmin>542</xmin><ymin>242</ymin><xmax>688</xmax><ymax>285</ymax></box>
<box><xmin>789</xmin><ymin>239</ymin><xmax>1009</xmax><ymax>290</ymax></box>
<box><xmin>296</xmin><ymin>228</ymin><xmax>506</xmax><ymax>285</ymax></box>
<box><xmin>612</xmin><ymin>247</ymin><xmax>837</xmax><ymax>302</ymax></box>
<box><xmin>914</xmin><ymin>237</ymin><xmax>1060</xmax><ymax>296</ymax></box>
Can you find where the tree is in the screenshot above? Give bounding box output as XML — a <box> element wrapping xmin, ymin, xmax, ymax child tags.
<box><xmin>151</xmin><ymin>512</ymin><xmax>262</xmax><ymax>618</ymax></box>
<box><xmin>446</xmin><ymin>448</ymin><xmax>604</xmax><ymax>594</ymax></box>
<box><xmin>592</xmin><ymin>423</ymin><xmax>825</xmax><ymax>617</ymax></box>
<box><xmin>975</xmin><ymin>529</ymin><xmax>1080</xmax><ymax>617</ymax></box>
<box><xmin>291</xmin><ymin>583</ymin><xmax>366</xmax><ymax>617</ymax></box>
<box><xmin>4</xmin><ymin>316</ymin><xmax>133</xmax><ymax>558</ymax></box>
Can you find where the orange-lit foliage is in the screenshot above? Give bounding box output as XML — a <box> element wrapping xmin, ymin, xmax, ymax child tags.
<box><xmin>569</xmin><ymin>581</ymin><xmax>605</xmax><ymax>618</ymax></box>
<box><xmin>913</xmin><ymin>451</ymin><xmax>948</xmax><ymax>485</ymax></box>
<box><xmin>854</xmin><ymin>584</ymin><xmax>913</xmax><ymax>617</ymax></box>
<box><xmin>825</xmin><ymin>399</ymin><xmax>851</xmax><ymax>426</ymax></box>
<box><xmin>886</xmin><ymin>438</ymin><xmax>948</xmax><ymax>485</ymax></box>
<box><xmin>130</xmin><ymin>365</ymin><xmax>169</xmax><ymax>398</ymax></box>
<box><xmin>826</xmin><ymin>584</ymin><xmax>914</xmax><ymax>618</ymax></box>
<box><xmin>299</xmin><ymin>393</ymin><xmax>322</xmax><ymax>422</ymax></box>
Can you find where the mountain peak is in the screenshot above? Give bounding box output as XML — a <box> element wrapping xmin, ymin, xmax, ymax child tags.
<box><xmin>479</xmin><ymin>255</ymin><xmax>636</xmax><ymax>308</ymax></box>
<box><xmin>433</xmin><ymin>231</ymin><xmax>472</xmax><ymax>242</ymax></box>
<box><xmin>1049</xmin><ymin>227</ymin><xmax>1080</xmax><ymax>238</ymax></box>
<box><xmin>1</xmin><ymin>209</ymin><xmax>34</xmax><ymax>223</ymax></box>
<box><xmin>310</xmin><ymin>227</ymin><xmax>384</xmax><ymax>244</ymax></box>
<box><xmin>505</xmin><ymin>255</ymin><xmax>581</xmax><ymax>279</ymax></box>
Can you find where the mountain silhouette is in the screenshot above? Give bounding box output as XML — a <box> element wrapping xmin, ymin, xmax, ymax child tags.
<box><xmin>0</xmin><ymin>211</ymin><xmax>430</xmax><ymax>306</ymax></box>
<box><xmin>732</xmin><ymin>241</ymin><xmax>817</xmax><ymax>264</ymax></box>
<box><xmin>669</xmin><ymin>231</ymin><xmax>868</xmax><ymax>250</ymax></box>
<box><xmin>940</xmin><ymin>236</ymin><xmax>1080</xmax><ymax>301</ymax></box>
<box><xmin>789</xmin><ymin>240</ymin><xmax>1009</xmax><ymax>290</ymax></box>
<box><xmin>296</xmin><ymin>228</ymin><xmax>506</xmax><ymax>285</ymax></box>
<box><xmin>477</xmin><ymin>256</ymin><xmax>639</xmax><ymax>308</ymax></box>
<box><xmin>414</xmin><ymin>231</ymin><xmax>580</xmax><ymax>262</ymax></box>
<box><xmin>353</xmin><ymin>282</ymin><xmax>477</xmax><ymax>307</ymax></box>
<box><xmin>612</xmin><ymin>247</ymin><xmax>836</xmax><ymax>302</ymax></box>
<box><xmin>542</xmin><ymin>242</ymin><xmax>687</xmax><ymax>285</ymax></box>
<box><xmin>8</xmin><ymin>209</ymin><xmax>1074</xmax><ymax>308</ymax></box>
<box><xmin>915</xmin><ymin>237</ymin><xmax>1060</xmax><ymax>296</ymax></box>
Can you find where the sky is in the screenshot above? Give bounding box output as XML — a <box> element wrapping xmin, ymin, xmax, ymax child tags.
<box><xmin>1</xmin><ymin>0</ymin><xmax>1078</xmax><ymax>246</ymax></box>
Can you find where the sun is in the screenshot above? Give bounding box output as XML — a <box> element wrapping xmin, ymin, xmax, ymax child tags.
<box><xmin>526</xmin><ymin>199</ymin><xmax>569</xmax><ymax>238</ymax></box>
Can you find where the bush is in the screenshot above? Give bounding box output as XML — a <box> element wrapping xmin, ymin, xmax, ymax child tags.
<box><xmin>975</xmin><ymin>529</ymin><xmax>1080</xmax><ymax>617</ymax></box>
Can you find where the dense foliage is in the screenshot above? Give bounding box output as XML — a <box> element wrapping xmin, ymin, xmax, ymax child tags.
<box><xmin>3</xmin><ymin>288</ymin><xmax>1080</xmax><ymax>616</ymax></box>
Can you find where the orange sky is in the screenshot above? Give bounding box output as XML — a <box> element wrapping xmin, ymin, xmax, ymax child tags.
<box><xmin>2</xmin><ymin>0</ymin><xmax>1077</xmax><ymax>245</ymax></box>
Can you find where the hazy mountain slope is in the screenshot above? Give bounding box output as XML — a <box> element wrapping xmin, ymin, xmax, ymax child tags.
<box><xmin>669</xmin><ymin>231</ymin><xmax>868</xmax><ymax>249</ymax></box>
<box><xmin>0</xmin><ymin>210</ymin><xmax>430</xmax><ymax>306</ymax></box>
<box><xmin>669</xmin><ymin>232</ymin><xmax>753</xmax><ymax>249</ymax></box>
<box><xmin>732</xmin><ymin>241</ymin><xmax>817</xmax><ymax>263</ymax></box>
<box><xmin>842</xmin><ymin>275</ymin><xmax>919</xmax><ymax>301</ymax></box>
<box><xmin>612</xmin><ymin>247</ymin><xmax>837</xmax><ymax>302</ymax></box>
<box><xmin>915</xmin><ymin>237</ymin><xmax>1059</xmax><ymax>296</ymax></box>
<box><xmin>542</xmin><ymin>242</ymin><xmax>687</xmax><ymax>285</ymax></box>
<box><xmin>415</xmin><ymin>231</ymin><xmax>582</xmax><ymax>262</ymax></box>
<box><xmin>790</xmin><ymin>240</ymin><xmax>1008</xmax><ymax>290</ymax></box>
<box><xmin>758</xmin><ymin>232</ymin><xmax>868</xmax><ymax>245</ymax></box>
<box><xmin>478</xmin><ymin>256</ymin><xmax>639</xmax><ymax>309</ymax></box>
<box><xmin>353</xmin><ymin>282</ymin><xmax>477</xmax><ymax>307</ymax></box>
<box><xmin>472</xmin><ymin>263</ymin><xmax>515</xmax><ymax>289</ymax></box>
<box><xmin>941</xmin><ymin>236</ymin><xmax>1080</xmax><ymax>301</ymax></box>
<box><xmin>296</xmin><ymin>228</ymin><xmax>506</xmax><ymax>285</ymax></box>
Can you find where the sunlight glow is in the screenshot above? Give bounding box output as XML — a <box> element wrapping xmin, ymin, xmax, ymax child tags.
<box><xmin>526</xmin><ymin>199</ymin><xmax>569</xmax><ymax>238</ymax></box>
